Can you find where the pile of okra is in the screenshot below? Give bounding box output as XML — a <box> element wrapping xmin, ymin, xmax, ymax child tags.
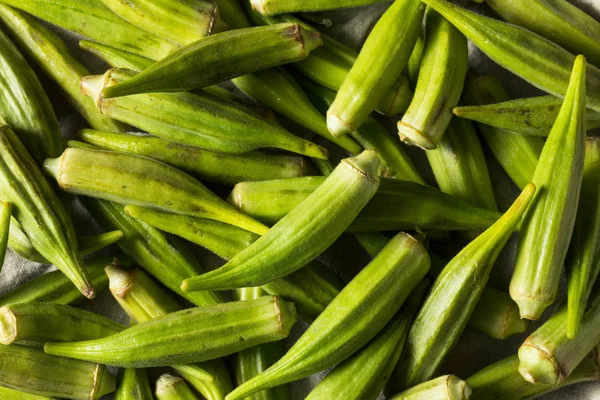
<box><xmin>0</xmin><ymin>0</ymin><xmax>599</xmax><ymax>399</ymax></box>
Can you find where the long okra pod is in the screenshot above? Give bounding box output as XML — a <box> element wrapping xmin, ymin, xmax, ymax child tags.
<box><xmin>421</xmin><ymin>0</ymin><xmax>600</xmax><ymax>113</ymax></box>
<box><xmin>156</xmin><ymin>375</ymin><xmax>199</xmax><ymax>400</ymax></box>
<box><xmin>115</xmin><ymin>368</ymin><xmax>153</xmax><ymax>400</ymax></box>
<box><xmin>0</xmin><ymin>202</ymin><xmax>10</xmax><ymax>271</ymax></box>
<box><xmin>250</xmin><ymin>0</ymin><xmax>387</xmax><ymax>15</ymax></box>
<box><xmin>182</xmin><ymin>150</ymin><xmax>380</xmax><ymax>291</ymax></box>
<box><xmin>327</xmin><ymin>0</ymin><xmax>425</xmax><ymax>136</ymax></box>
<box><xmin>225</xmin><ymin>232</ymin><xmax>430</xmax><ymax>399</ymax></box>
<box><xmin>391</xmin><ymin>184</ymin><xmax>535</xmax><ymax>391</ymax></box>
<box><xmin>398</xmin><ymin>8</ymin><xmax>468</xmax><ymax>149</ymax></box>
<box><xmin>390</xmin><ymin>375</ymin><xmax>471</xmax><ymax>400</ymax></box>
<box><xmin>0</xmin><ymin>387</ymin><xmax>53</xmax><ymax>399</ymax></box>
<box><xmin>510</xmin><ymin>56</ymin><xmax>587</xmax><ymax>320</ymax></box>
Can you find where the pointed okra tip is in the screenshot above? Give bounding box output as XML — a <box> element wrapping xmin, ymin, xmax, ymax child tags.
<box><xmin>518</xmin><ymin>343</ymin><xmax>562</xmax><ymax>385</ymax></box>
<box><xmin>42</xmin><ymin>153</ymin><xmax>63</xmax><ymax>183</ymax></box>
<box><xmin>342</xmin><ymin>149</ymin><xmax>381</xmax><ymax>183</ymax></box>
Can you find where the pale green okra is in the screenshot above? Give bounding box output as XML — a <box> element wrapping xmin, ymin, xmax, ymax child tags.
<box><xmin>390</xmin><ymin>375</ymin><xmax>471</xmax><ymax>400</ymax></box>
<box><xmin>155</xmin><ymin>374</ymin><xmax>199</xmax><ymax>400</ymax></box>
<box><xmin>115</xmin><ymin>368</ymin><xmax>153</xmax><ymax>400</ymax></box>
<box><xmin>250</xmin><ymin>0</ymin><xmax>388</xmax><ymax>15</ymax></box>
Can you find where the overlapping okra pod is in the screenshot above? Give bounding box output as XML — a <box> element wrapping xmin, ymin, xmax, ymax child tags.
<box><xmin>460</xmin><ymin>74</ymin><xmax>544</xmax><ymax>190</ymax></box>
<box><xmin>390</xmin><ymin>375</ymin><xmax>471</xmax><ymax>400</ymax></box>
<box><xmin>115</xmin><ymin>368</ymin><xmax>153</xmax><ymax>400</ymax></box>
<box><xmin>398</xmin><ymin>8</ymin><xmax>468</xmax><ymax>149</ymax></box>
<box><xmin>305</xmin><ymin>279</ymin><xmax>429</xmax><ymax>400</ymax></box>
<box><xmin>0</xmin><ymin>344</ymin><xmax>116</xmax><ymax>400</ymax></box>
<box><xmin>0</xmin><ymin>387</ymin><xmax>53</xmax><ymax>399</ymax></box>
<box><xmin>391</xmin><ymin>184</ymin><xmax>535</xmax><ymax>392</ymax></box>
<box><xmin>0</xmin><ymin>122</ymin><xmax>93</xmax><ymax>298</ymax></box>
<box><xmin>79</xmin><ymin>40</ymin><xmax>155</xmax><ymax>71</ymax></box>
<box><xmin>327</xmin><ymin>0</ymin><xmax>425</xmax><ymax>136</ymax></box>
<box><xmin>421</xmin><ymin>0</ymin><xmax>600</xmax><ymax>113</ymax></box>
<box><xmin>407</xmin><ymin>36</ymin><xmax>424</xmax><ymax>88</ymax></box>
<box><xmin>0</xmin><ymin>202</ymin><xmax>10</xmax><ymax>270</ymax></box>
<box><xmin>225</xmin><ymin>232</ymin><xmax>430</xmax><ymax>400</ymax></box>
<box><xmin>156</xmin><ymin>375</ymin><xmax>199</xmax><ymax>400</ymax></box>
<box><xmin>250</xmin><ymin>0</ymin><xmax>387</xmax><ymax>15</ymax></box>
<box><xmin>510</xmin><ymin>56</ymin><xmax>587</xmax><ymax>320</ymax></box>
<box><xmin>182</xmin><ymin>150</ymin><xmax>380</xmax><ymax>291</ymax></box>
<box><xmin>81</xmin><ymin>68</ymin><xmax>327</xmax><ymax>159</ymax></box>
<box><xmin>228</xmin><ymin>176</ymin><xmax>501</xmax><ymax>231</ymax></box>
<box><xmin>101</xmin><ymin>23</ymin><xmax>322</xmax><ymax>97</ymax></box>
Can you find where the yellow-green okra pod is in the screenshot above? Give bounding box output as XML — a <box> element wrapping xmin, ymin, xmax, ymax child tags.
<box><xmin>79</xmin><ymin>40</ymin><xmax>155</xmax><ymax>71</ymax></box>
<box><xmin>398</xmin><ymin>8</ymin><xmax>468</xmax><ymax>150</ymax></box>
<box><xmin>156</xmin><ymin>374</ymin><xmax>199</xmax><ymax>400</ymax></box>
<box><xmin>0</xmin><ymin>387</ymin><xmax>53</xmax><ymax>399</ymax></box>
<box><xmin>327</xmin><ymin>0</ymin><xmax>425</xmax><ymax>136</ymax></box>
<box><xmin>250</xmin><ymin>0</ymin><xmax>387</xmax><ymax>15</ymax></box>
<box><xmin>510</xmin><ymin>56</ymin><xmax>587</xmax><ymax>320</ymax></box>
<box><xmin>225</xmin><ymin>232</ymin><xmax>430</xmax><ymax>400</ymax></box>
<box><xmin>421</xmin><ymin>0</ymin><xmax>600</xmax><ymax>113</ymax></box>
<box><xmin>0</xmin><ymin>344</ymin><xmax>116</xmax><ymax>400</ymax></box>
<box><xmin>407</xmin><ymin>36</ymin><xmax>424</xmax><ymax>88</ymax></box>
<box><xmin>115</xmin><ymin>368</ymin><xmax>153</xmax><ymax>400</ymax></box>
<box><xmin>101</xmin><ymin>23</ymin><xmax>322</xmax><ymax>98</ymax></box>
<box><xmin>391</xmin><ymin>184</ymin><xmax>535</xmax><ymax>392</ymax></box>
<box><xmin>0</xmin><ymin>202</ymin><xmax>10</xmax><ymax>271</ymax></box>
<box><xmin>305</xmin><ymin>279</ymin><xmax>430</xmax><ymax>400</ymax></box>
<box><xmin>182</xmin><ymin>150</ymin><xmax>380</xmax><ymax>291</ymax></box>
<box><xmin>389</xmin><ymin>375</ymin><xmax>471</xmax><ymax>400</ymax></box>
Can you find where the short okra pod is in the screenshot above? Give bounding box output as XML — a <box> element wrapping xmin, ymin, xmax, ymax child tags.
<box><xmin>398</xmin><ymin>8</ymin><xmax>468</xmax><ymax>150</ymax></box>
<box><xmin>0</xmin><ymin>202</ymin><xmax>11</xmax><ymax>271</ymax></box>
<box><xmin>510</xmin><ymin>56</ymin><xmax>587</xmax><ymax>320</ymax></box>
<box><xmin>101</xmin><ymin>23</ymin><xmax>322</xmax><ymax>98</ymax></box>
<box><xmin>250</xmin><ymin>0</ymin><xmax>387</xmax><ymax>15</ymax></box>
<box><xmin>155</xmin><ymin>374</ymin><xmax>199</xmax><ymax>400</ymax></box>
<box><xmin>0</xmin><ymin>387</ymin><xmax>53</xmax><ymax>399</ymax></box>
<box><xmin>421</xmin><ymin>0</ymin><xmax>600</xmax><ymax>113</ymax></box>
<box><xmin>389</xmin><ymin>375</ymin><xmax>471</xmax><ymax>400</ymax></box>
<box><xmin>115</xmin><ymin>368</ymin><xmax>153</xmax><ymax>400</ymax></box>
<box><xmin>182</xmin><ymin>150</ymin><xmax>380</xmax><ymax>291</ymax></box>
<box><xmin>391</xmin><ymin>184</ymin><xmax>535</xmax><ymax>391</ymax></box>
<box><xmin>0</xmin><ymin>344</ymin><xmax>116</xmax><ymax>400</ymax></box>
<box><xmin>327</xmin><ymin>0</ymin><xmax>425</xmax><ymax>136</ymax></box>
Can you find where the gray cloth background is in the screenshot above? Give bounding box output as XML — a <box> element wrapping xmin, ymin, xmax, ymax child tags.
<box><xmin>1</xmin><ymin>0</ymin><xmax>600</xmax><ymax>398</ymax></box>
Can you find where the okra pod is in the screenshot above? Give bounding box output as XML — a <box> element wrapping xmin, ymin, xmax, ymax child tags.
<box><xmin>225</xmin><ymin>232</ymin><xmax>430</xmax><ymax>399</ymax></box>
<box><xmin>182</xmin><ymin>150</ymin><xmax>380</xmax><ymax>291</ymax></box>
<box><xmin>79</xmin><ymin>40</ymin><xmax>154</xmax><ymax>71</ymax></box>
<box><xmin>81</xmin><ymin>68</ymin><xmax>327</xmax><ymax>159</ymax></box>
<box><xmin>156</xmin><ymin>374</ymin><xmax>199</xmax><ymax>400</ymax></box>
<box><xmin>115</xmin><ymin>368</ymin><xmax>153</xmax><ymax>400</ymax></box>
<box><xmin>250</xmin><ymin>0</ymin><xmax>387</xmax><ymax>15</ymax></box>
<box><xmin>398</xmin><ymin>8</ymin><xmax>468</xmax><ymax>150</ymax></box>
<box><xmin>101</xmin><ymin>23</ymin><xmax>322</xmax><ymax>97</ymax></box>
<box><xmin>228</xmin><ymin>177</ymin><xmax>501</xmax><ymax>231</ymax></box>
<box><xmin>306</xmin><ymin>279</ymin><xmax>430</xmax><ymax>400</ymax></box>
<box><xmin>0</xmin><ymin>387</ymin><xmax>52</xmax><ymax>399</ymax></box>
<box><xmin>392</xmin><ymin>184</ymin><xmax>535</xmax><ymax>391</ymax></box>
<box><xmin>44</xmin><ymin>296</ymin><xmax>297</xmax><ymax>367</ymax></box>
<box><xmin>0</xmin><ymin>302</ymin><xmax>124</xmax><ymax>344</ymax></box>
<box><xmin>0</xmin><ymin>123</ymin><xmax>93</xmax><ymax>298</ymax></box>
<box><xmin>0</xmin><ymin>5</ymin><xmax>124</xmax><ymax>133</ymax></box>
<box><xmin>0</xmin><ymin>344</ymin><xmax>116</xmax><ymax>400</ymax></box>
<box><xmin>79</xmin><ymin>129</ymin><xmax>308</xmax><ymax>185</ymax></box>
<box><xmin>566</xmin><ymin>138</ymin><xmax>600</xmax><ymax>338</ymax></box>
<box><xmin>460</xmin><ymin>74</ymin><xmax>543</xmax><ymax>190</ymax></box>
<box><xmin>327</xmin><ymin>0</ymin><xmax>425</xmax><ymax>136</ymax></box>
<box><xmin>44</xmin><ymin>147</ymin><xmax>269</xmax><ymax>235</ymax></box>
<box><xmin>510</xmin><ymin>56</ymin><xmax>587</xmax><ymax>320</ymax></box>
<box><xmin>421</xmin><ymin>0</ymin><xmax>600</xmax><ymax>113</ymax></box>
<box><xmin>0</xmin><ymin>202</ymin><xmax>10</xmax><ymax>271</ymax></box>
<box><xmin>407</xmin><ymin>36</ymin><xmax>424</xmax><ymax>88</ymax></box>
<box><xmin>390</xmin><ymin>375</ymin><xmax>471</xmax><ymax>400</ymax></box>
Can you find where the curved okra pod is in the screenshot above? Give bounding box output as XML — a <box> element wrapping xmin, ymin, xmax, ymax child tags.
<box><xmin>115</xmin><ymin>368</ymin><xmax>153</xmax><ymax>400</ymax></box>
<box><xmin>0</xmin><ymin>5</ymin><xmax>124</xmax><ymax>133</ymax></box>
<box><xmin>391</xmin><ymin>184</ymin><xmax>535</xmax><ymax>392</ymax></box>
<box><xmin>566</xmin><ymin>138</ymin><xmax>600</xmax><ymax>338</ymax></box>
<box><xmin>421</xmin><ymin>0</ymin><xmax>600</xmax><ymax>113</ymax></box>
<box><xmin>156</xmin><ymin>374</ymin><xmax>199</xmax><ymax>400</ymax></box>
<box><xmin>225</xmin><ymin>232</ymin><xmax>430</xmax><ymax>400</ymax></box>
<box><xmin>460</xmin><ymin>74</ymin><xmax>543</xmax><ymax>190</ymax></box>
<box><xmin>510</xmin><ymin>56</ymin><xmax>587</xmax><ymax>320</ymax></box>
<box><xmin>101</xmin><ymin>23</ymin><xmax>322</xmax><ymax>97</ymax></box>
<box><xmin>250</xmin><ymin>0</ymin><xmax>387</xmax><ymax>15</ymax></box>
<box><xmin>44</xmin><ymin>147</ymin><xmax>269</xmax><ymax>236</ymax></box>
<box><xmin>182</xmin><ymin>150</ymin><xmax>380</xmax><ymax>291</ymax></box>
<box><xmin>81</xmin><ymin>68</ymin><xmax>327</xmax><ymax>159</ymax></box>
<box><xmin>398</xmin><ymin>8</ymin><xmax>468</xmax><ymax>150</ymax></box>
<box><xmin>0</xmin><ymin>123</ymin><xmax>93</xmax><ymax>298</ymax></box>
<box><xmin>327</xmin><ymin>0</ymin><xmax>425</xmax><ymax>136</ymax></box>
<box><xmin>0</xmin><ymin>344</ymin><xmax>116</xmax><ymax>400</ymax></box>
<box><xmin>306</xmin><ymin>279</ymin><xmax>430</xmax><ymax>400</ymax></box>
<box><xmin>0</xmin><ymin>202</ymin><xmax>10</xmax><ymax>271</ymax></box>
<box><xmin>0</xmin><ymin>302</ymin><xmax>124</xmax><ymax>344</ymax></box>
<box><xmin>0</xmin><ymin>387</ymin><xmax>53</xmax><ymax>399</ymax></box>
<box><xmin>390</xmin><ymin>375</ymin><xmax>471</xmax><ymax>400</ymax></box>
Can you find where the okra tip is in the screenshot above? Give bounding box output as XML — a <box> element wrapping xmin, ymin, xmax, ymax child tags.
<box><xmin>342</xmin><ymin>149</ymin><xmax>382</xmax><ymax>182</ymax></box>
<box><xmin>105</xmin><ymin>262</ymin><xmax>135</xmax><ymax>299</ymax></box>
<box><xmin>42</xmin><ymin>156</ymin><xmax>61</xmax><ymax>183</ymax></box>
<box><xmin>156</xmin><ymin>374</ymin><xmax>184</xmax><ymax>392</ymax></box>
<box><xmin>397</xmin><ymin>121</ymin><xmax>437</xmax><ymax>150</ymax></box>
<box><xmin>513</xmin><ymin>296</ymin><xmax>552</xmax><ymax>321</ymax></box>
<box><xmin>250</xmin><ymin>0</ymin><xmax>269</xmax><ymax>16</ymax></box>
<box><xmin>326</xmin><ymin>112</ymin><xmax>354</xmax><ymax>138</ymax></box>
<box><xmin>80</xmin><ymin>73</ymin><xmax>107</xmax><ymax>108</ymax></box>
<box><xmin>518</xmin><ymin>343</ymin><xmax>562</xmax><ymax>385</ymax></box>
<box><xmin>0</xmin><ymin>306</ymin><xmax>16</xmax><ymax>344</ymax></box>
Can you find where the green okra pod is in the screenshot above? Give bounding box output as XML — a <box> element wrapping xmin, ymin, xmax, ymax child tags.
<box><xmin>115</xmin><ymin>368</ymin><xmax>153</xmax><ymax>400</ymax></box>
<box><xmin>421</xmin><ymin>0</ymin><xmax>600</xmax><ymax>113</ymax></box>
<box><xmin>391</xmin><ymin>184</ymin><xmax>535</xmax><ymax>391</ymax></box>
<box><xmin>0</xmin><ymin>5</ymin><xmax>124</xmax><ymax>133</ymax></box>
<box><xmin>510</xmin><ymin>56</ymin><xmax>587</xmax><ymax>320</ymax></box>
<box><xmin>0</xmin><ymin>302</ymin><xmax>124</xmax><ymax>344</ymax></box>
<box><xmin>44</xmin><ymin>296</ymin><xmax>297</xmax><ymax>367</ymax></box>
<box><xmin>566</xmin><ymin>138</ymin><xmax>600</xmax><ymax>338</ymax></box>
<box><xmin>0</xmin><ymin>344</ymin><xmax>116</xmax><ymax>400</ymax></box>
<box><xmin>79</xmin><ymin>129</ymin><xmax>308</xmax><ymax>186</ymax></box>
<box><xmin>407</xmin><ymin>36</ymin><xmax>424</xmax><ymax>88</ymax></box>
<box><xmin>81</xmin><ymin>68</ymin><xmax>327</xmax><ymax>159</ymax></box>
<box><xmin>44</xmin><ymin>147</ymin><xmax>269</xmax><ymax>236</ymax></box>
<box><xmin>390</xmin><ymin>375</ymin><xmax>471</xmax><ymax>400</ymax></box>
<box><xmin>460</xmin><ymin>74</ymin><xmax>543</xmax><ymax>190</ymax></box>
<box><xmin>156</xmin><ymin>374</ymin><xmax>199</xmax><ymax>400</ymax></box>
<box><xmin>79</xmin><ymin>40</ymin><xmax>155</xmax><ymax>71</ymax></box>
<box><xmin>225</xmin><ymin>232</ymin><xmax>430</xmax><ymax>400</ymax></box>
<box><xmin>0</xmin><ymin>387</ymin><xmax>53</xmax><ymax>399</ymax></box>
<box><xmin>0</xmin><ymin>202</ymin><xmax>10</xmax><ymax>271</ymax></box>
<box><xmin>101</xmin><ymin>23</ymin><xmax>322</xmax><ymax>98</ymax></box>
<box><xmin>182</xmin><ymin>150</ymin><xmax>380</xmax><ymax>291</ymax></box>
<box><xmin>327</xmin><ymin>0</ymin><xmax>425</xmax><ymax>136</ymax></box>
<box><xmin>398</xmin><ymin>8</ymin><xmax>468</xmax><ymax>150</ymax></box>
<box><xmin>250</xmin><ymin>0</ymin><xmax>387</xmax><ymax>15</ymax></box>
<box><xmin>305</xmin><ymin>279</ymin><xmax>430</xmax><ymax>400</ymax></box>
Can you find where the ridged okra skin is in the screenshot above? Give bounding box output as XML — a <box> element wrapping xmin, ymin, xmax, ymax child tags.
<box><xmin>115</xmin><ymin>367</ymin><xmax>153</xmax><ymax>400</ymax></box>
<box><xmin>0</xmin><ymin>344</ymin><xmax>116</xmax><ymax>400</ymax></box>
<box><xmin>79</xmin><ymin>40</ymin><xmax>155</xmax><ymax>71</ymax></box>
<box><xmin>155</xmin><ymin>374</ymin><xmax>199</xmax><ymax>400</ymax></box>
<box><xmin>398</xmin><ymin>8</ymin><xmax>468</xmax><ymax>150</ymax></box>
<box><xmin>389</xmin><ymin>375</ymin><xmax>471</xmax><ymax>400</ymax></box>
<box><xmin>0</xmin><ymin>202</ymin><xmax>10</xmax><ymax>270</ymax></box>
<box><xmin>510</xmin><ymin>56</ymin><xmax>587</xmax><ymax>320</ymax></box>
<box><xmin>225</xmin><ymin>232</ymin><xmax>430</xmax><ymax>400</ymax></box>
<box><xmin>250</xmin><ymin>0</ymin><xmax>388</xmax><ymax>15</ymax></box>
